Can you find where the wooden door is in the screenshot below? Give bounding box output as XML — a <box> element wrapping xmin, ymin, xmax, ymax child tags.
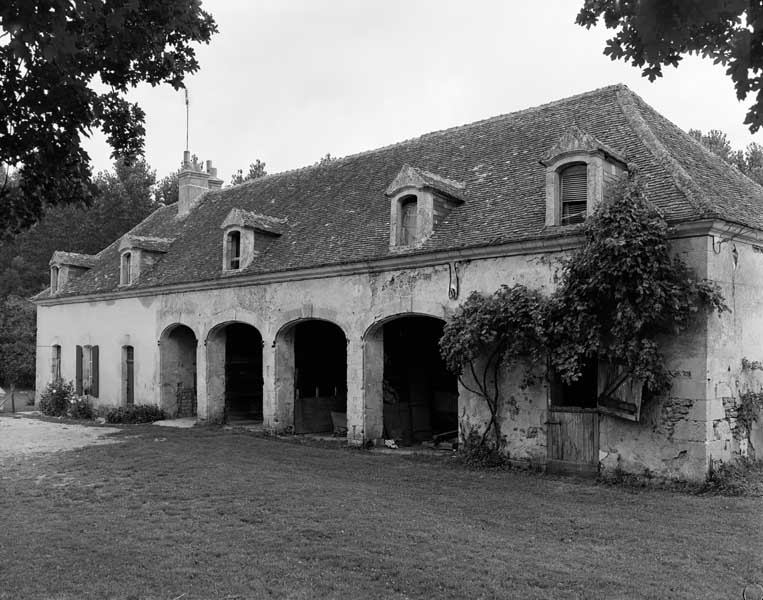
<box><xmin>547</xmin><ymin>407</ymin><xmax>599</xmax><ymax>475</ymax></box>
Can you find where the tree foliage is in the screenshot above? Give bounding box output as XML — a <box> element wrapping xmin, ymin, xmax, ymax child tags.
<box><xmin>689</xmin><ymin>128</ymin><xmax>763</xmax><ymax>186</ymax></box>
<box><xmin>439</xmin><ymin>285</ymin><xmax>547</xmax><ymax>448</ymax></box>
<box><xmin>0</xmin><ymin>295</ymin><xmax>36</xmax><ymax>387</ymax></box>
<box><xmin>440</xmin><ymin>175</ymin><xmax>728</xmax><ymax>447</ymax></box>
<box><xmin>230</xmin><ymin>160</ymin><xmax>268</xmax><ymax>185</ymax></box>
<box><xmin>547</xmin><ymin>176</ymin><xmax>728</xmax><ymax>394</ymax></box>
<box><xmin>577</xmin><ymin>0</ymin><xmax>763</xmax><ymax>132</ymax></box>
<box><xmin>0</xmin><ymin>0</ymin><xmax>217</xmax><ymax>235</ymax></box>
<box><xmin>0</xmin><ymin>158</ymin><xmax>163</xmax><ymax>387</ymax></box>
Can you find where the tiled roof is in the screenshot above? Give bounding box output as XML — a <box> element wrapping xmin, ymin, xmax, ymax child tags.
<box><xmin>44</xmin><ymin>84</ymin><xmax>763</xmax><ymax>299</ymax></box>
<box><xmin>385</xmin><ymin>164</ymin><xmax>467</xmax><ymax>202</ymax></box>
<box><xmin>49</xmin><ymin>251</ymin><xmax>97</xmax><ymax>268</ymax></box>
<box><xmin>221</xmin><ymin>209</ymin><xmax>286</xmax><ymax>235</ymax></box>
<box><xmin>119</xmin><ymin>235</ymin><xmax>174</xmax><ymax>253</ymax></box>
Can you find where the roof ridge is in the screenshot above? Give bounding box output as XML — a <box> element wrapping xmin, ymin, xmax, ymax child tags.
<box><xmin>224</xmin><ymin>84</ymin><xmax>630</xmax><ymax>191</ymax></box>
<box><xmin>614</xmin><ymin>86</ymin><xmax>716</xmax><ymax>218</ymax></box>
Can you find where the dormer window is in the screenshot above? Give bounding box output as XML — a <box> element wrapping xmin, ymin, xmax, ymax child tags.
<box><xmin>219</xmin><ymin>208</ymin><xmax>286</xmax><ymax>273</ymax></box>
<box><xmin>541</xmin><ymin>127</ymin><xmax>628</xmax><ymax>227</ymax></box>
<box><xmin>385</xmin><ymin>165</ymin><xmax>466</xmax><ymax>251</ymax></box>
<box><xmin>120</xmin><ymin>252</ymin><xmax>132</xmax><ymax>285</ymax></box>
<box><xmin>399</xmin><ymin>196</ymin><xmax>418</xmax><ymax>246</ymax></box>
<box><xmin>560</xmin><ymin>164</ymin><xmax>588</xmax><ymax>225</ymax></box>
<box><xmin>117</xmin><ymin>236</ymin><xmax>173</xmax><ymax>285</ymax></box>
<box><xmin>50</xmin><ymin>266</ymin><xmax>59</xmax><ymax>294</ymax></box>
<box><xmin>226</xmin><ymin>230</ymin><xmax>242</xmax><ymax>270</ymax></box>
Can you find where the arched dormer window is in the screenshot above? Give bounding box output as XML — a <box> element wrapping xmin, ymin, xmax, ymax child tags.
<box><xmin>226</xmin><ymin>230</ymin><xmax>242</xmax><ymax>270</ymax></box>
<box><xmin>50</xmin><ymin>266</ymin><xmax>59</xmax><ymax>294</ymax></box>
<box><xmin>560</xmin><ymin>164</ymin><xmax>588</xmax><ymax>225</ymax></box>
<box><xmin>399</xmin><ymin>196</ymin><xmax>418</xmax><ymax>246</ymax></box>
<box><xmin>120</xmin><ymin>252</ymin><xmax>132</xmax><ymax>285</ymax></box>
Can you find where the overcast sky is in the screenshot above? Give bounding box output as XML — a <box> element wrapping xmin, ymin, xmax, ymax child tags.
<box><xmin>84</xmin><ymin>0</ymin><xmax>763</xmax><ymax>185</ymax></box>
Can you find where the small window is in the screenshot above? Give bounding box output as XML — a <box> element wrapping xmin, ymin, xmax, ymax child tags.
<box><xmin>227</xmin><ymin>231</ymin><xmax>241</xmax><ymax>270</ymax></box>
<box><xmin>50</xmin><ymin>266</ymin><xmax>59</xmax><ymax>293</ymax></box>
<box><xmin>76</xmin><ymin>345</ymin><xmax>99</xmax><ymax>397</ymax></box>
<box><xmin>122</xmin><ymin>345</ymin><xmax>134</xmax><ymax>407</ymax></box>
<box><xmin>51</xmin><ymin>345</ymin><xmax>61</xmax><ymax>381</ymax></box>
<box><xmin>560</xmin><ymin>164</ymin><xmax>587</xmax><ymax>225</ymax></box>
<box><xmin>120</xmin><ymin>252</ymin><xmax>132</xmax><ymax>285</ymax></box>
<box><xmin>399</xmin><ymin>196</ymin><xmax>418</xmax><ymax>246</ymax></box>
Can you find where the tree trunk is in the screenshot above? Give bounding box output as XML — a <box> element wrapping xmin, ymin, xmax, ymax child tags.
<box><xmin>10</xmin><ymin>382</ymin><xmax>15</xmax><ymax>413</ymax></box>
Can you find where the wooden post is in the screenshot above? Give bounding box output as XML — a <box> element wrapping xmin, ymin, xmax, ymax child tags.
<box><xmin>10</xmin><ymin>382</ymin><xmax>15</xmax><ymax>413</ymax></box>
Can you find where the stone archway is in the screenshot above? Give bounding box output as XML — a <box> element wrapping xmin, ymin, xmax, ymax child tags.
<box><xmin>159</xmin><ymin>324</ymin><xmax>198</xmax><ymax>418</ymax></box>
<box><xmin>275</xmin><ymin>319</ymin><xmax>347</xmax><ymax>435</ymax></box>
<box><xmin>206</xmin><ymin>322</ymin><xmax>263</xmax><ymax>423</ymax></box>
<box><xmin>363</xmin><ymin>314</ymin><xmax>458</xmax><ymax>445</ymax></box>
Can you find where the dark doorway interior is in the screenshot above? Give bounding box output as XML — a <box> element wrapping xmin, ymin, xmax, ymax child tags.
<box><xmin>294</xmin><ymin>320</ymin><xmax>347</xmax><ymax>434</ymax></box>
<box><xmin>551</xmin><ymin>360</ymin><xmax>598</xmax><ymax>408</ymax></box>
<box><xmin>225</xmin><ymin>323</ymin><xmax>263</xmax><ymax>421</ymax></box>
<box><xmin>382</xmin><ymin>316</ymin><xmax>458</xmax><ymax>444</ymax></box>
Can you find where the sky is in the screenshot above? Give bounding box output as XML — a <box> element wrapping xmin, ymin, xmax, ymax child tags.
<box><xmin>84</xmin><ymin>0</ymin><xmax>763</xmax><ymax>186</ymax></box>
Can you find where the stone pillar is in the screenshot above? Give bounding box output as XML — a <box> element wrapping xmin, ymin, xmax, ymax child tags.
<box><xmin>274</xmin><ymin>327</ymin><xmax>295</xmax><ymax>432</ymax></box>
<box><xmin>204</xmin><ymin>330</ymin><xmax>226</xmax><ymax>423</ymax></box>
<box><xmin>261</xmin><ymin>338</ymin><xmax>277</xmax><ymax>429</ymax></box>
<box><xmin>345</xmin><ymin>337</ymin><xmax>366</xmax><ymax>445</ymax></box>
<box><xmin>357</xmin><ymin>328</ymin><xmax>384</xmax><ymax>444</ymax></box>
<box><xmin>195</xmin><ymin>340</ymin><xmax>209</xmax><ymax>421</ymax></box>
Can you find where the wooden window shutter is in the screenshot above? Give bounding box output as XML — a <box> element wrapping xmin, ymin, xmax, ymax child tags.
<box><xmin>75</xmin><ymin>345</ymin><xmax>83</xmax><ymax>395</ymax></box>
<box><xmin>597</xmin><ymin>361</ymin><xmax>644</xmax><ymax>421</ymax></box>
<box><xmin>560</xmin><ymin>164</ymin><xmax>587</xmax><ymax>225</ymax></box>
<box><xmin>91</xmin><ymin>345</ymin><xmax>99</xmax><ymax>397</ymax></box>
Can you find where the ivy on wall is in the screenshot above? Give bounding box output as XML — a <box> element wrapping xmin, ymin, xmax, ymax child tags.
<box><xmin>440</xmin><ymin>175</ymin><xmax>729</xmax><ymax>448</ymax></box>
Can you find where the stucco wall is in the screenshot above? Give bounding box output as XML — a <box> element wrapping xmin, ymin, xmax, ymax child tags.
<box><xmin>36</xmin><ymin>233</ymin><xmax>724</xmax><ymax>479</ymax></box>
<box><xmin>705</xmin><ymin>236</ymin><xmax>763</xmax><ymax>464</ymax></box>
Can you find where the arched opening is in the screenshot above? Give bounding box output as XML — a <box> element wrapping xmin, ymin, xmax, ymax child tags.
<box><xmin>559</xmin><ymin>163</ymin><xmax>587</xmax><ymax>225</ymax></box>
<box><xmin>226</xmin><ymin>230</ymin><xmax>242</xmax><ymax>270</ymax></box>
<box><xmin>206</xmin><ymin>322</ymin><xmax>263</xmax><ymax>422</ymax></box>
<box><xmin>160</xmin><ymin>324</ymin><xmax>198</xmax><ymax>417</ymax></box>
<box><xmin>50</xmin><ymin>266</ymin><xmax>59</xmax><ymax>293</ymax></box>
<box><xmin>399</xmin><ymin>195</ymin><xmax>418</xmax><ymax>245</ymax></box>
<box><xmin>364</xmin><ymin>315</ymin><xmax>458</xmax><ymax>445</ymax></box>
<box><xmin>120</xmin><ymin>252</ymin><xmax>132</xmax><ymax>285</ymax></box>
<box><xmin>275</xmin><ymin>319</ymin><xmax>347</xmax><ymax>435</ymax></box>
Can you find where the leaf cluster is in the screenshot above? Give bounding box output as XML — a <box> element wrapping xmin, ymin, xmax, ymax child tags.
<box><xmin>440</xmin><ymin>285</ymin><xmax>547</xmax><ymax>378</ymax></box>
<box><xmin>231</xmin><ymin>160</ymin><xmax>268</xmax><ymax>185</ymax></box>
<box><xmin>0</xmin><ymin>0</ymin><xmax>218</xmax><ymax>234</ymax></box>
<box><xmin>440</xmin><ymin>175</ymin><xmax>728</xmax><ymax>403</ymax></box>
<box><xmin>548</xmin><ymin>176</ymin><xmax>727</xmax><ymax>392</ymax></box>
<box><xmin>577</xmin><ymin>0</ymin><xmax>763</xmax><ymax>132</ymax></box>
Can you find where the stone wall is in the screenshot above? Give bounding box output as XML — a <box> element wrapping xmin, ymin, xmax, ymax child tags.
<box><xmin>35</xmin><ymin>231</ymin><xmax>734</xmax><ymax>480</ymax></box>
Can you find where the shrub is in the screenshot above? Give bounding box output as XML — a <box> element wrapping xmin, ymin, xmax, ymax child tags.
<box><xmin>38</xmin><ymin>379</ymin><xmax>75</xmax><ymax>417</ymax></box>
<box><xmin>457</xmin><ymin>427</ymin><xmax>507</xmax><ymax>469</ymax></box>
<box><xmin>68</xmin><ymin>396</ymin><xmax>93</xmax><ymax>420</ymax></box>
<box><xmin>105</xmin><ymin>404</ymin><xmax>166</xmax><ymax>424</ymax></box>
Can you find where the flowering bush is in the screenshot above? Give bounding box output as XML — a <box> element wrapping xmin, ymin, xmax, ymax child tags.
<box><xmin>38</xmin><ymin>379</ymin><xmax>74</xmax><ymax>416</ymax></box>
<box><xmin>68</xmin><ymin>395</ymin><xmax>93</xmax><ymax>420</ymax></box>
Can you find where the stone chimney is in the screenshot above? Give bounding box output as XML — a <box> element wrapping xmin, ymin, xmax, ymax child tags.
<box><xmin>177</xmin><ymin>151</ymin><xmax>224</xmax><ymax>217</ymax></box>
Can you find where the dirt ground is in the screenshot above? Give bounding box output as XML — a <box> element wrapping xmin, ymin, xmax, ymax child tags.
<box><xmin>0</xmin><ymin>413</ymin><xmax>121</xmax><ymax>457</ymax></box>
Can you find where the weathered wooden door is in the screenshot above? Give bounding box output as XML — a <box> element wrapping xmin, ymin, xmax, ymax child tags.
<box><xmin>547</xmin><ymin>407</ymin><xmax>599</xmax><ymax>474</ymax></box>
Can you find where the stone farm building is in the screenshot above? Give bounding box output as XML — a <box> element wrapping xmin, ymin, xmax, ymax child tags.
<box><xmin>34</xmin><ymin>85</ymin><xmax>763</xmax><ymax>480</ymax></box>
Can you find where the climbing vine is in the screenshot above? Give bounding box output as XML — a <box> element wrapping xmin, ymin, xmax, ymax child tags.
<box><xmin>439</xmin><ymin>285</ymin><xmax>546</xmax><ymax>449</ymax></box>
<box><xmin>441</xmin><ymin>174</ymin><xmax>729</xmax><ymax>448</ymax></box>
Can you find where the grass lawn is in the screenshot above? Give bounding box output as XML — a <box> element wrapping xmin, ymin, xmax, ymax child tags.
<box><xmin>1</xmin><ymin>425</ymin><xmax>761</xmax><ymax>600</ymax></box>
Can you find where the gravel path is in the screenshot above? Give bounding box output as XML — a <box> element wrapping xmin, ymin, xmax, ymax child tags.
<box><xmin>0</xmin><ymin>414</ymin><xmax>121</xmax><ymax>457</ymax></box>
